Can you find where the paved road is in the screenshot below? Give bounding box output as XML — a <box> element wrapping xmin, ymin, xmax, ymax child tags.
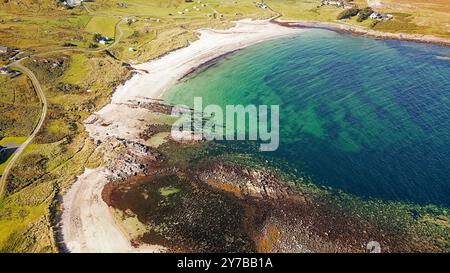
<box><xmin>0</xmin><ymin>10</ymin><xmax>127</xmax><ymax>197</ymax></box>
<box><xmin>0</xmin><ymin>60</ymin><xmax>48</xmax><ymax>197</ymax></box>
<box><xmin>0</xmin><ymin>19</ymin><xmax>125</xmax><ymax>197</ymax></box>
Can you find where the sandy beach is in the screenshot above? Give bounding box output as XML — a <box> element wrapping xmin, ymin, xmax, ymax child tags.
<box><xmin>61</xmin><ymin>19</ymin><xmax>303</xmax><ymax>253</ymax></box>
<box><xmin>111</xmin><ymin>19</ymin><xmax>304</xmax><ymax>103</ymax></box>
<box><xmin>62</xmin><ymin>168</ymin><xmax>165</xmax><ymax>253</ymax></box>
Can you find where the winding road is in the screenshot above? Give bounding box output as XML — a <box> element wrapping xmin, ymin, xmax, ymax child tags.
<box><xmin>0</xmin><ymin>60</ymin><xmax>47</xmax><ymax>197</ymax></box>
<box><xmin>0</xmin><ymin>7</ymin><xmax>126</xmax><ymax>197</ymax></box>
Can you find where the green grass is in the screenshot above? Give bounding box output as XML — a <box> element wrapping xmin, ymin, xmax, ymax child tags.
<box><xmin>0</xmin><ymin>75</ymin><xmax>40</xmax><ymax>137</ymax></box>
<box><xmin>0</xmin><ymin>200</ymin><xmax>49</xmax><ymax>251</ymax></box>
<box><xmin>373</xmin><ymin>13</ymin><xmax>423</xmax><ymax>34</ymax></box>
<box><xmin>0</xmin><ymin>174</ymin><xmax>55</xmax><ymax>252</ymax></box>
<box><xmin>267</xmin><ymin>0</ymin><xmax>341</xmax><ymax>21</ymax></box>
<box><xmin>0</xmin><ymin>137</ymin><xmax>27</xmax><ymax>175</ymax></box>
<box><xmin>0</xmin><ymin>137</ymin><xmax>27</xmax><ymax>147</ymax></box>
<box><xmin>85</xmin><ymin>16</ymin><xmax>119</xmax><ymax>38</ymax></box>
<box><xmin>59</xmin><ymin>14</ymin><xmax>93</xmax><ymax>29</ymax></box>
<box><xmin>60</xmin><ymin>54</ymin><xmax>89</xmax><ymax>85</ymax></box>
<box><xmin>264</xmin><ymin>0</ymin><xmax>450</xmax><ymax>39</ymax></box>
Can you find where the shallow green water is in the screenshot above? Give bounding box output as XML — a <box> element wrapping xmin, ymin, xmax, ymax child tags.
<box><xmin>165</xmin><ymin>29</ymin><xmax>450</xmax><ymax>207</ymax></box>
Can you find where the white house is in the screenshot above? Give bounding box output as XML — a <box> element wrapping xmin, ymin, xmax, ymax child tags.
<box><xmin>369</xmin><ymin>12</ymin><xmax>379</xmax><ymax>19</ymax></box>
<box><xmin>256</xmin><ymin>2</ymin><xmax>268</xmax><ymax>9</ymax></box>
<box><xmin>370</xmin><ymin>12</ymin><xmax>393</xmax><ymax>20</ymax></box>
<box><xmin>0</xmin><ymin>66</ymin><xmax>11</xmax><ymax>75</ymax></box>
<box><xmin>65</xmin><ymin>0</ymin><xmax>83</xmax><ymax>7</ymax></box>
<box><xmin>0</xmin><ymin>46</ymin><xmax>7</xmax><ymax>53</ymax></box>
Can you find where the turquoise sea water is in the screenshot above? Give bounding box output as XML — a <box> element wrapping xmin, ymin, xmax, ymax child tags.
<box><xmin>164</xmin><ymin>29</ymin><xmax>450</xmax><ymax>207</ymax></box>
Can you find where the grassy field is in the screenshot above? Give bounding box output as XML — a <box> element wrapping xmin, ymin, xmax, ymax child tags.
<box><xmin>372</xmin><ymin>0</ymin><xmax>450</xmax><ymax>37</ymax></box>
<box><xmin>0</xmin><ymin>73</ymin><xmax>40</xmax><ymax>177</ymax></box>
<box><xmin>85</xmin><ymin>16</ymin><xmax>118</xmax><ymax>38</ymax></box>
<box><xmin>0</xmin><ymin>75</ymin><xmax>40</xmax><ymax>137</ymax></box>
<box><xmin>264</xmin><ymin>0</ymin><xmax>449</xmax><ymax>38</ymax></box>
<box><xmin>0</xmin><ymin>0</ymin><xmax>448</xmax><ymax>252</ymax></box>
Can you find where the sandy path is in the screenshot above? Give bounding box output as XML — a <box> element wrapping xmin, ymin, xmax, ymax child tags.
<box><xmin>61</xmin><ymin>19</ymin><xmax>303</xmax><ymax>253</ymax></box>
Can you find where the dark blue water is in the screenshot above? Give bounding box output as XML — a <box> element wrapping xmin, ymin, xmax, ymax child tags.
<box><xmin>165</xmin><ymin>29</ymin><xmax>450</xmax><ymax>207</ymax></box>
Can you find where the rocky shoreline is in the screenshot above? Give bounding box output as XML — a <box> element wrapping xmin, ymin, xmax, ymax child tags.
<box><xmin>94</xmin><ymin>104</ymin><xmax>450</xmax><ymax>253</ymax></box>
<box><xmin>60</xmin><ymin>19</ymin><xmax>450</xmax><ymax>253</ymax></box>
<box><xmin>102</xmin><ymin>142</ymin><xmax>366</xmax><ymax>253</ymax></box>
<box><xmin>273</xmin><ymin>19</ymin><xmax>450</xmax><ymax>47</ymax></box>
<box><xmin>101</xmin><ymin>138</ymin><xmax>438</xmax><ymax>253</ymax></box>
<box><xmin>62</xmin><ymin>94</ymin><xmax>449</xmax><ymax>253</ymax></box>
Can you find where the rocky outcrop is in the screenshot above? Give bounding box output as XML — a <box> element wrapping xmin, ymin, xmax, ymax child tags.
<box><xmin>99</xmin><ymin>137</ymin><xmax>164</xmax><ymax>181</ymax></box>
<box><xmin>197</xmin><ymin>163</ymin><xmax>305</xmax><ymax>202</ymax></box>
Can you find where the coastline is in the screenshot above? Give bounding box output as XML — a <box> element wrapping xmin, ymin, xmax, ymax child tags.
<box><xmin>272</xmin><ymin>19</ymin><xmax>450</xmax><ymax>47</ymax></box>
<box><xmin>60</xmin><ymin>18</ymin><xmax>450</xmax><ymax>253</ymax></box>
<box><xmin>111</xmin><ymin>19</ymin><xmax>304</xmax><ymax>104</ymax></box>
<box><xmin>61</xmin><ymin>168</ymin><xmax>165</xmax><ymax>253</ymax></box>
<box><xmin>60</xmin><ymin>19</ymin><xmax>303</xmax><ymax>253</ymax></box>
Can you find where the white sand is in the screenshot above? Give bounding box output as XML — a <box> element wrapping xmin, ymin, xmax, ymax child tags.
<box><xmin>112</xmin><ymin>19</ymin><xmax>303</xmax><ymax>103</ymax></box>
<box><xmin>62</xmin><ymin>168</ymin><xmax>165</xmax><ymax>253</ymax></box>
<box><xmin>61</xmin><ymin>19</ymin><xmax>303</xmax><ymax>253</ymax></box>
